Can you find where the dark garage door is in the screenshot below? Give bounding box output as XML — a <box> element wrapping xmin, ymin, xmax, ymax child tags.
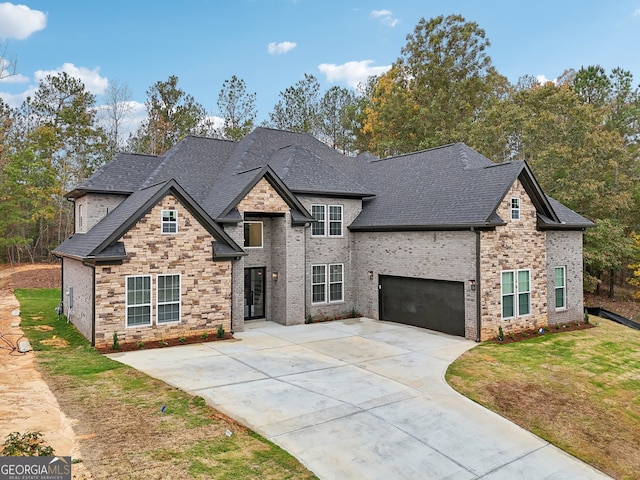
<box><xmin>379</xmin><ymin>275</ymin><xmax>465</xmax><ymax>336</ymax></box>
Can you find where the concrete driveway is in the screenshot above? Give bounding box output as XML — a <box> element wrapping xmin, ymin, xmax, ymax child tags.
<box><xmin>108</xmin><ymin>318</ymin><xmax>610</xmax><ymax>479</ymax></box>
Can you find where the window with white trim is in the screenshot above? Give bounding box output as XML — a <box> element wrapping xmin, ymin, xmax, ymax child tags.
<box><xmin>554</xmin><ymin>266</ymin><xmax>566</xmax><ymax>310</ymax></box>
<box><xmin>328</xmin><ymin>205</ymin><xmax>343</xmax><ymax>236</ymax></box>
<box><xmin>243</xmin><ymin>221</ymin><xmax>263</xmax><ymax>248</ymax></box>
<box><xmin>157</xmin><ymin>274</ymin><xmax>181</xmax><ymax>324</ymax></box>
<box><xmin>312</xmin><ymin>204</ymin><xmax>343</xmax><ymax>237</ymax></box>
<box><xmin>501</xmin><ymin>269</ymin><xmax>530</xmax><ymax>318</ymax></box>
<box><xmin>126</xmin><ymin>275</ymin><xmax>152</xmax><ymax>327</ymax></box>
<box><xmin>311</xmin><ymin>205</ymin><xmax>326</xmax><ymax>236</ymax></box>
<box><xmin>78</xmin><ymin>203</ymin><xmax>84</xmax><ymax>229</ymax></box>
<box><xmin>312</xmin><ymin>263</ymin><xmax>344</xmax><ymax>304</ymax></box>
<box><xmin>511</xmin><ymin>198</ymin><xmax>520</xmax><ymax>220</ymax></box>
<box><xmin>162</xmin><ymin>209</ymin><xmax>178</xmax><ymax>234</ymax></box>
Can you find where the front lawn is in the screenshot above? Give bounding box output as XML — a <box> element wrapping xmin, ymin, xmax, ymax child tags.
<box><xmin>15</xmin><ymin>288</ymin><xmax>317</xmax><ymax>480</ymax></box>
<box><xmin>446</xmin><ymin>318</ymin><xmax>640</xmax><ymax>480</ymax></box>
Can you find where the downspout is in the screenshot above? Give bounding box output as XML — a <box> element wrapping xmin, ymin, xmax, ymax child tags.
<box><xmin>91</xmin><ymin>264</ymin><xmax>96</xmax><ymax>347</ymax></box>
<box><xmin>475</xmin><ymin>228</ymin><xmax>482</xmax><ymax>342</ymax></box>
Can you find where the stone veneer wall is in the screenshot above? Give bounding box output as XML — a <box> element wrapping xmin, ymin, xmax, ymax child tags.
<box><xmin>352</xmin><ymin>230</ymin><xmax>478</xmax><ymax>340</ymax></box>
<box><xmin>479</xmin><ymin>180</ymin><xmax>547</xmax><ymax>340</ymax></box>
<box><xmin>93</xmin><ymin>194</ymin><xmax>232</xmax><ymax>348</ymax></box>
<box><xmin>546</xmin><ymin>230</ymin><xmax>585</xmax><ymax>325</ymax></box>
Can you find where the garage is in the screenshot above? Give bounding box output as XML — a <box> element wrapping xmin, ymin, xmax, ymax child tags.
<box><xmin>378</xmin><ymin>275</ymin><xmax>465</xmax><ymax>337</ymax></box>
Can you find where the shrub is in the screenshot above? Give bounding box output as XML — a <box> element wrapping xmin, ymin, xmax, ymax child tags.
<box><xmin>350</xmin><ymin>307</ymin><xmax>358</xmax><ymax>318</ymax></box>
<box><xmin>217</xmin><ymin>324</ymin><xmax>225</xmax><ymax>339</ymax></box>
<box><xmin>498</xmin><ymin>325</ymin><xmax>504</xmax><ymax>341</ymax></box>
<box><xmin>305</xmin><ymin>314</ymin><xmax>313</xmax><ymax>324</ymax></box>
<box><xmin>200</xmin><ymin>332</ymin><xmax>209</xmax><ymax>340</ymax></box>
<box><xmin>111</xmin><ymin>332</ymin><xmax>120</xmax><ymax>350</ymax></box>
<box><xmin>178</xmin><ymin>336</ymin><xmax>186</xmax><ymax>343</ymax></box>
<box><xmin>136</xmin><ymin>341</ymin><xmax>144</xmax><ymax>349</ymax></box>
<box><xmin>2</xmin><ymin>431</ymin><xmax>55</xmax><ymax>456</ymax></box>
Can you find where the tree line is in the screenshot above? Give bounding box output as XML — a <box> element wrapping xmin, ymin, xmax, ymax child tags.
<box><xmin>1</xmin><ymin>14</ymin><xmax>639</xmax><ymax>297</ymax></box>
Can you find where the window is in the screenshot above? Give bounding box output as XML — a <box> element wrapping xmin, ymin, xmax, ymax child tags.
<box><xmin>329</xmin><ymin>264</ymin><xmax>344</xmax><ymax>302</ymax></box>
<box><xmin>312</xmin><ymin>204</ymin><xmax>343</xmax><ymax>237</ymax></box>
<box><xmin>329</xmin><ymin>205</ymin><xmax>343</xmax><ymax>236</ymax></box>
<box><xmin>126</xmin><ymin>275</ymin><xmax>151</xmax><ymax>327</ymax></box>
<box><xmin>511</xmin><ymin>198</ymin><xmax>520</xmax><ymax>220</ymax></box>
<box><xmin>312</xmin><ymin>265</ymin><xmax>326</xmax><ymax>303</ymax></box>
<box><xmin>157</xmin><ymin>274</ymin><xmax>181</xmax><ymax>324</ymax></box>
<box><xmin>162</xmin><ymin>209</ymin><xmax>178</xmax><ymax>234</ymax></box>
<box><xmin>78</xmin><ymin>204</ymin><xmax>83</xmax><ymax>229</ymax></box>
<box><xmin>501</xmin><ymin>269</ymin><xmax>530</xmax><ymax>318</ymax></box>
<box><xmin>312</xmin><ymin>263</ymin><xmax>344</xmax><ymax>304</ymax></box>
<box><xmin>554</xmin><ymin>266</ymin><xmax>566</xmax><ymax>310</ymax></box>
<box><xmin>243</xmin><ymin>221</ymin><xmax>263</xmax><ymax>248</ymax></box>
<box><xmin>311</xmin><ymin>205</ymin><xmax>326</xmax><ymax>236</ymax></box>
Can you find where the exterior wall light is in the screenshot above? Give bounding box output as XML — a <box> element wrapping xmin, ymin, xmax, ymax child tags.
<box><xmin>272</xmin><ymin>271</ymin><xmax>279</xmax><ymax>281</ymax></box>
<box><xmin>470</xmin><ymin>279</ymin><xmax>476</xmax><ymax>291</ymax></box>
<box><xmin>368</xmin><ymin>271</ymin><xmax>374</xmax><ymax>280</ymax></box>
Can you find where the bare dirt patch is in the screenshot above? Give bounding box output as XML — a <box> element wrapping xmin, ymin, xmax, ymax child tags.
<box><xmin>0</xmin><ymin>263</ymin><xmax>89</xmax><ymax>478</ymax></box>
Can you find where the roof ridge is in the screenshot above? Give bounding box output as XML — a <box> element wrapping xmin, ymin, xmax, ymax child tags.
<box><xmin>370</xmin><ymin>142</ymin><xmax>461</xmax><ymax>163</ymax></box>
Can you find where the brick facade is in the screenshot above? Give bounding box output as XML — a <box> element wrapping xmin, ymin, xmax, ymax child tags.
<box><xmin>352</xmin><ymin>230</ymin><xmax>478</xmax><ymax>339</ymax></box>
<box><xmin>546</xmin><ymin>230</ymin><xmax>584</xmax><ymax>325</ymax></box>
<box><xmin>479</xmin><ymin>180</ymin><xmax>548</xmax><ymax>340</ymax></box>
<box><xmin>75</xmin><ymin>193</ymin><xmax>127</xmax><ymax>233</ymax></box>
<box><xmin>92</xmin><ymin>194</ymin><xmax>232</xmax><ymax>348</ymax></box>
<box><xmin>61</xmin><ymin>258</ymin><xmax>94</xmax><ymax>340</ymax></box>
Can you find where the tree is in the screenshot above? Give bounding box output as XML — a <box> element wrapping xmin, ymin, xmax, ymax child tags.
<box><xmin>0</xmin><ymin>42</ymin><xmax>17</xmax><ymax>80</ymax></box>
<box><xmin>267</xmin><ymin>73</ymin><xmax>320</xmax><ymax>134</ymax></box>
<box><xmin>101</xmin><ymin>78</ymin><xmax>135</xmax><ymax>156</ymax></box>
<box><xmin>129</xmin><ymin>75</ymin><xmax>209</xmax><ymax>154</ymax></box>
<box><xmin>361</xmin><ymin>15</ymin><xmax>507</xmax><ymax>155</ymax></box>
<box><xmin>317</xmin><ymin>86</ymin><xmax>358</xmax><ymax>154</ymax></box>
<box><xmin>216</xmin><ymin>75</ymin><xmax>257</xmax><ymax>141</ymax></box>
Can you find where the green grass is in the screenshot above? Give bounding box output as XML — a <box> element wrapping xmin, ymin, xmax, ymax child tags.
<box><xmin>447</xmin><ymin>319</ymin><xmax>640</xmax><ymax>480</ymax></box>
<box><xmin>15</xmin><ymin>288</ymin><xmax>317</xmax><ymax>480</ymax></box>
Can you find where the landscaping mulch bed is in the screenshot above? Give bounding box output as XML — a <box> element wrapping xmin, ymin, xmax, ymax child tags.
<box><xmin>491</xmin><ymin>321</ymin><xmax>595</xmax><ymax>344</ymax></box>
<box><xmin>96</xmin><ymin>332</ymin><xmax>236</xmax><ymax>353</ymax></box>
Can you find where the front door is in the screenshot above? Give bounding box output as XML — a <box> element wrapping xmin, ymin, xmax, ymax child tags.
<box><xmin>244</xmin><ymin>267</ymin><xmax>265</xmax><ymax>320</ymax></box>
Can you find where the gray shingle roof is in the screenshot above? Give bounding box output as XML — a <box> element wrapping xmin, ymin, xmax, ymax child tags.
<box><xmin>56</xmin><ymin>128</ymin><xmax>593</xmax><ymax>261</ymax></box>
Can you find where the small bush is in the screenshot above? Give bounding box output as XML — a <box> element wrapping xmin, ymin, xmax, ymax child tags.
<box><xmin>136</xmin><ymin>341</ymin><xmax>144</xmax><ymax>349</ymax></box>
<box><xmin>178</xmin><ymin>337</ymin><xmax>186</xmax><ymax>343</ymax></box>
<box><xmin>217</xmin><ymin>324</ymin><xmax>225</xmax><ymax>339</ymax></box>
<box><xmin>111</xmin><ymin>332</ymin><xmax>120</xmax><ymax>350</ymax></box>
<box><xmin>498</xmin><ymin>325</ymin><xmax>504</xmax><ymax>341</ymax></box>
<box><xmin>200</xmin><ymin>332</ymin><xmax>209</xmax><ymax>340</ymax></box>
<box><xmin>350</xmin><ymin>307</ymin><xmax>358</xmax><ymax>318</ymax></box>
<box><xmin>305</xmin><ymin>314</ymin><xmax>313</xmax><ymax>324</ymax></box>
<box><xmin>2</xmin><ymin>431</ymin><xmax>55</xmax><ymax>456</ymax></box>
<box><xmin>584</xmin><ymin>312</ymin><xmax>590</xmax><ymax>324</ymax></box>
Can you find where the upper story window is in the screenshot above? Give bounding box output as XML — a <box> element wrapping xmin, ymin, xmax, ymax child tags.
<box><xmin>78</xmin><ymin>204</ymin><xmax>84</xmax><ymax>229</ymax></box>
<box><xmin>311</xmin><ymin>205</ymin><xmax>326</xmax><ymax>236</ymax></box>
<box><xmin>511</xmin><ymin>198</ymin><xmax>520</xmax><ymax>220</ymax></box>
<box><xmin>244</xmin><ymin>221</ymin><xmax>263</xmax><ymax>248</ymax></box>
<box><xmin>162</xmin><ymin>209</ymin><xmax>178</xmax><ymax>234</ymax></box>
<box><xmin>312</xmin><ymin>204</ymin><xmax>343</xmax><ymax>237</ymax></box>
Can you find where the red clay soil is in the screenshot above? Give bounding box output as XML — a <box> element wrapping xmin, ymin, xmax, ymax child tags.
<box><xmin>491</xmin><ymin>321</ymin><xmax>595</xmax><ymax>344</ymax></box>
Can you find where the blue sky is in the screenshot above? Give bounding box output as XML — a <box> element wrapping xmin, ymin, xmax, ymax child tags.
<box><xmin>1</xmin><ymin>0</ymin><xmax>640</xmax><ymax>129</ymax></box>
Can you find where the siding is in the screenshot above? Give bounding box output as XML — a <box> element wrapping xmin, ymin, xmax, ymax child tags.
<box><xmin>61</xmin><ymin>258</ymin><xmax>94</xmax><ymax>341</ymax></box>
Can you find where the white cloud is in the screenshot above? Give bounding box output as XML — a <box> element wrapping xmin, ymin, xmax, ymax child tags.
<box><xmin>35</xmin><ymin>63</ymin><xmax>108</xmax><ymax>95</ymax></box>
<box><xmin>0</xmin><ymin>86</ymin><xmax>33</xmax><ymax>107</ymax></box>
<box><xmin>318</xmin><ymin>60</ymin><xmax>391</xmax><ymax>88</ymax></box>
<box><xmin>0</xmin><ymin>2</ymin><xmax>46</xmax><ymax>40</ymax></box>
<box><xmin>536</xmin><ymin>74</ymin><xmax>557</xmax><ymax>85</ymax></box>
<box><xmin>370</xmin><ymin>9</ymin><xmax>398</xmax><ymax>27</ymax></box>
<box><xmin>268</xmin><ymin>41</ymin><xmax>297</xmax><ymax>55</ymax></box>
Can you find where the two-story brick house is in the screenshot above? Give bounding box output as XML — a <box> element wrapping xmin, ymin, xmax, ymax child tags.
<box><xmin>53</xmin><ymin>128</ymin><xmax>593</xmax><ymax>348</ymax></box>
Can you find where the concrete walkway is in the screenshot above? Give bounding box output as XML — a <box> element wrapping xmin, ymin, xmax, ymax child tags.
<box><xmin>108</xmin><ymin>318</ymin><xmax>610</xmax><ymax>479</ymax></box>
